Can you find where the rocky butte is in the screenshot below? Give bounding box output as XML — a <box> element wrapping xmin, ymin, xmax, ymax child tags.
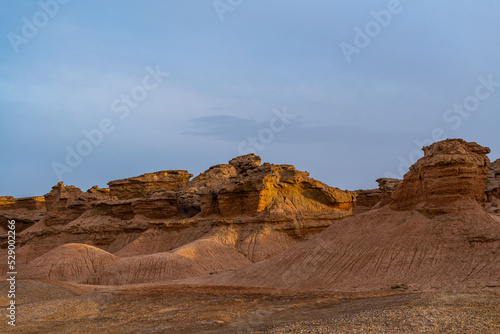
<box><xmin>182</xmin><ymin>139</ymin><xmax>500</xmax><ymax>291</ymax></box>
<box><xmin>0</xmin><ymin>140</ymin><xmax>499</xmax><ymax>290</ymax></box>
<box><xmin>0</xmin><ymin>154</ymin><xmax>356</xmax><ymax>282</ymax></box>
<box><xmin>1</xmin><ymin>139</ymin><xmax>500</xmax><ymax>332</ymax></box>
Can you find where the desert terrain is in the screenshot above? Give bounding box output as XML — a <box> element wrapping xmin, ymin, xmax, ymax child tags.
<box><xmin>1</xmin><ymin>138</ymin><xmax>500</xmax><ymax>333</ymax></box>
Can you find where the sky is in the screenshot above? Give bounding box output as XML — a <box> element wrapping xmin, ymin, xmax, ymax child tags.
<box><xmin>1</xmin><ymin>0</ymin><xmax>499</xmax><ymax>197</ymax></box>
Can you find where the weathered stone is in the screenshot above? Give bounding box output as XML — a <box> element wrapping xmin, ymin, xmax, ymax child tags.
<box><xmin>391</xmin><ymin>139</ymin><xmax>490</xmax><ymax>215</ymax></box>
<box><xmin>0</xmin><ymin>196</ymin><xmax>45</xmax><ymax>211</ymax></box>
<box><xmin>200</xmin><ymin>161</ymin><xmax>356</xmax><ymax>218</ymax></box>
<box><xmin>228</xmin><ymin>153</ymin><xmax>261</xmax><ymax>173</ymax></box>
<box><xmin>354</xmin><ymin>178</ymin><xmax>401</xmax><ymax>214</ymax></box>
<box><xmin>485</xmin><ymin>159</ymin><xmax>500</xmax><ymax>215</ymax></box>
<box><xmin>108</xmin><ymin>170</ymin><xmax>192</xmax><ymax>200</ymax></box>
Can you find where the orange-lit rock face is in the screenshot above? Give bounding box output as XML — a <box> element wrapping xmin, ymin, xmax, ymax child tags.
<box><xmin>108</xmin><ymin>170</ymin><xmax>192</xmax><ymax>200</ymax></box>
<box><xmin>200</xmin><ymin>161</ymin><xmax>357</xmax><ymax>218</ymax></box>
<box><xmin>0</xmin><ymin>196</ymin><xmax>45</xmax><ymax>211</ymax></box>
<box><xmin>391</xmin><ymin>139</ymin><xmax>490</xmax><ymax>215</ymax></box>
<box><xmin>0</xmin><ymin>153</ymin><xmax>358</xmax><ymax>278</ymax></box>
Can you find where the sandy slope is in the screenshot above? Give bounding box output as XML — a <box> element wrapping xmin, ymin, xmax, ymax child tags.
<box><xmin>84</xmin><ymin>239</ymin><xmax>252</xmax><ymax>285</ymax></box>
<box><xmin>182</xmin><ymin>204</ymin><xmax>500</xmax><ymax>292</ymax></box>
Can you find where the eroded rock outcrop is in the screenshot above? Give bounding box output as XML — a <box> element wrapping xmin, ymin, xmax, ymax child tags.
<box><xmin>20</xmin><ymin>243</ymin><xmax>123</xmax><ymax>282</ymax></box>
<box><xmin>184</xmin><ymin>139</ymin><xmax>500</xmax><ymax>292</ymax></box>
<box><xmin>0</xmin><ymin>196</ymin><xmax>45</xmax><ymax>211</ymax></box>
<box><xmin>3</xmin><ymin>140</ymin><xmax>500</xmax><ymax>291</ymax></box>
<box><xmin>0</xmin><ymin>196</ymin><xmax>46</xmax><ymax>234</ymax></box>
<box><xmin>486</xmin><ymin>159</ymin><xmax>500</xmax><ymax>214</ymax></box>
<box><xmin>108</xmin><ymin>170</ymin><xmax>192</xmax><ymax>200</ymax></box>
<box><xmin>391</xmin><ymin>139</ymin><xmax>490</xmax><ymax>215</ymax></box>
<box><xmin>1</xmin><ymin>154</ymin><xmax>356</xmax><ymax>280</ymax></box>
<box><xmin>354</xmin><ymin>178</ymin><xmax>401</xmax><ymax>214</ymax></box>
<box><xmin>198</xmin><ymin>154</ymin><xmax>356</xmax><ymax>218</ymax></box>
<box><xmin>44</xmin><ymin>182</ymin><xmax>110</xmax><ymax>225</ymax></box>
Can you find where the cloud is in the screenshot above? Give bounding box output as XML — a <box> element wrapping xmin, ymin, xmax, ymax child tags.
<box><xmin>183</xmin><ymin>114</ymin><xmax>417</xmax><ymax>151</ymax></box>
<box><xmin>183</xmin><ymin>115</ymin><xmax>259</xmax><ymax>141</ymax></box>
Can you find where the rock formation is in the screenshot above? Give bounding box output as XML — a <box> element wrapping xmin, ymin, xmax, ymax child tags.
<box><xmin>44</xmin><ymin>182</ymin><xmax>111</xmax><ymax>226</ymax></box>
<box><xmin>196</xmin><ymin>154</ymin><xmax>355</xmax><ymax>218</ymax></box>
<box><xmin>3</xmin><ymin>140</ymin><xmax>499</xmax><ymax>293</ymax></box>
<box><xmin>182</xmin><ymin>139</ymin><xmax>500</xmax><ymax>292</ymax></box>
<box><xmin>82</xmin><ymin>239</ymin><xmax>252</xmax><ymax>285</ymax></box>
<box><xmin>108</xmin><ymin>170</ymin><xmax>192</xmax><ymax>200</ymax></box>
<box><xmin>0</xmin><ymin>196</ymin><xmax>45</xmax><ymax>211</ymax></box>
<box><xmin>391</xmin><ymin>139</ymin><xmax>490</xmax><ymax>215</ymax></box>
<box><xmin>486</xmin><ymin>158</ymin><xmax>500</xmax><ymax>214</ymax></box>
<box><xmin>0</xmin><ymin>196</ymin><xmax>46</xmax><ymax>236</ymax></box>
<box><xmin>354</xmin><ymin>178</ymin><xmax>400</xmax><ymax>214</ymax></box>
<box><xmin>1</xmin><ymin>154</ymin><xmax>356</xmax><ymax>280</ymax></box>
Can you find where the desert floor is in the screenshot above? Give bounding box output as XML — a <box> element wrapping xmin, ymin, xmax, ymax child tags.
<box><xmin>1</xmin><ymin>280</ymin><xmax>499</xmax><ymax>333</ymax></box>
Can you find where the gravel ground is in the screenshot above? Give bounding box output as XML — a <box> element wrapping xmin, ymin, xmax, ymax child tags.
<box><xmin>255</xmin><ymin>292</ymin><xmax>500</xmax><ymax>333</ymax></box>
<box><xmin>1</xmin><ymin>280</ymin><xmax>499</xmax><ymax>333</ymax></box>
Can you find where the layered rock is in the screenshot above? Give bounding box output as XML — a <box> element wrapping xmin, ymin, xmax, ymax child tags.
<box><xmin>20</xmin><ymin>243</ymin><xmax>123</xmax><ymax>282</ymax></box>
<box><xmin>184</xmin><ymin>139</ymin><xmax>500</xmax><ymax>292</ymax></box>
<box><xmin>391</xmin><ymin>139</ymin><xmax>490</xmax><ymax>215</ymax></box>
<box><xmin>0</xmin><ymin>196</ymin><xmax>46</xmax><ymax>234</ymax></box>
<box><xmin>2</xmin><ymin>154</ymin><xmax>356</xmax><ymax>280</ymax></box>
<box><xmin>83</xmin><ymin>239</ymin><xmax>252</xmax><ymax>285</ymax></box>
<box><xmin>111</xmin><ymin>154</ymin><xmax>357</xmax><ymax>262</ymax></box>
<box><xmin>377</xmin><ymin>178</ymin><xmax>401</xmax><ymax>193</ymax></box>
<box><xmin>0</xmin><ymin>196</ymin><xmax>45</xmax><ymax>211</ymax></box>
<box><xmin>198</xmin><ymin>154</ymin><xmax>356</xmax><ymax>218</ymax></box>
<box><xmin>44</xmin><ymin>182</ymin><xmax>110</xmax><ymax>225</ymax></box>
<box><xmin>354</xmin><ymin>178</ymin><xmax>401</xmax><ymax>214</ymax></box>
<box><xmin>486</xmin><ymin>159</ymin><xmax>500</xmax><ymax>214</ymax></box>
<box><xmin>108</xmin><ymin>170</ymin><xmax>192</xmax><ymax>200</ymax></box>
<box><xmin>131</xmin><ymin>189</ymin><xmax>190</xmax><ymax>219</ymax></box>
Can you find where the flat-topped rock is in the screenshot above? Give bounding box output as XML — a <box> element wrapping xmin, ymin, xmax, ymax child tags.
<box><xmin>108</xmin><ymin>170</ymin><xmax>192</xmax><ymax>200</ymax></box>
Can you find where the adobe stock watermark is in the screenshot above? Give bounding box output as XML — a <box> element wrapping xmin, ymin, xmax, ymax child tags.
<box><xmin>385</xmin><ymin>74</ymin><xmax>499</xmax><ymax>179</ymax></box>
<box><xmin>237</xmin><ymin>107</ymin><xmax>297</xmax><ymax>155</ymax></box>
<box><xmin>6</xmin><ymin>220</ymin><xmax>17</xmax><ymax>327</ymax></box>
<box><xmin>339</xmin><ymin>0</ymin><xmax>412</xmax><ymax>64</ymax></box>
<box><xmin>7</xmin><ymin>0</ymin><xmax>71</xmax><ymax>54</ymax></box>
<box><xmin>51</xmin><ymin>65</ymin><xmax>169</xmax><ymax>180</ymax></box>
<box><xmin>213</xmin><ymin>0</ymin><xmax>243</xmax><ymax>21</ymax></box>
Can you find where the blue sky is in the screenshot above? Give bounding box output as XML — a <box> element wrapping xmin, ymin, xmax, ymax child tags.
<box><xmin>1</xmin><ymin>0</ymin><xmax>499</xmax><ymax>197</ymax></box>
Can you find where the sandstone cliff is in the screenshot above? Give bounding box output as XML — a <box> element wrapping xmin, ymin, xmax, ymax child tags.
<box><xmin>108</xmin><ymin>170</ymin><xmax>192</xmax><ymax>200</ymax></box>
<box><xmin>4</xmin><ymin>140</ymin><xmax>499</xmax><ymax>293</ymax></box>
<box><xmin>391</xmin><ymin>139</ymin><xmax>490</xmax><ymax>215</ymax></box>
<box><xmin>1</xmin><ymin>154</ymin><xmax>356</xmax><ymax>282</ymax></box>
<box><xmin>0</xmin><ymin>196</ymin><xmax>46</xmax><ymax>235</ymax></box>
<box><xmin>183</xmin><ymin>139</ymin><xmax>500</xmax><ymax>292</ymax></box>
